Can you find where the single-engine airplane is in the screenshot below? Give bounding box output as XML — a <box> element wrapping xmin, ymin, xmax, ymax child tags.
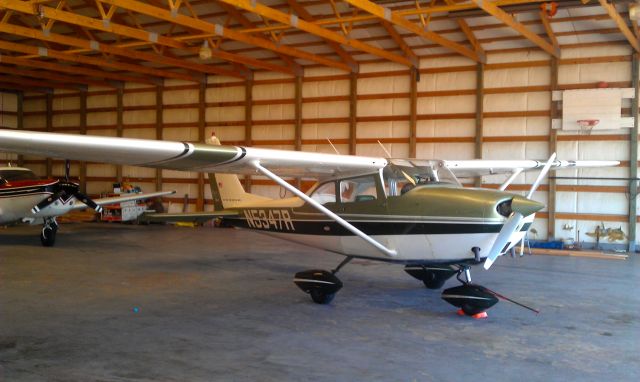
<box><xmin>0</xmin><ymin>129</ymin><xmax>618</xmax><ymax>316</ymax></box>
<box><xmin>0</xmin><ymin>163</ymin><xmax>174</xmax><ymax>246</ymax></box>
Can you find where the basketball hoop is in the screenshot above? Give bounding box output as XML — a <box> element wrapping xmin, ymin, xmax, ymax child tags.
<box><xmin>577</xmin><ymin>119</ymin><xmax>599</xmax><ymax>135</ymax></box>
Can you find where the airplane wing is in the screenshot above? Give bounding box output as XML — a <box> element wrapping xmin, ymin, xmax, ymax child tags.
<box><xmin>444</xmin><ymin>159</ymin><xmax>620</xmax><ymax>178</ymax></box>
<box><xmin>72</xmin><ymin>190</ymin><xmax>175</xmax><ymax>211</ymax></box>
<box><xmin>0</xmin><ymin>129</ymin><xmax>386</xmax><ymax>178</ymax></box>
<box><xmin>140</xmin><ymin>210</ymin><xmax>239</xmax><ymax>223</ymax></box>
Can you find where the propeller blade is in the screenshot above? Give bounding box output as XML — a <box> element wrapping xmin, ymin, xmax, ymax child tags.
<box><xmin>527</xmin><ymin>152</ymin><xmax>557</xmax><ymax>199</ymax></box>
<box><xmin>75</xmin><ymin>192</ymin><xmax>103</xmax><ymax>213</ymax></box>
<box><xmin>484</xmin><ymin>211</ymin><xmax>524</xmax><ymax>270</ymax></box>
<box><xmin>32</xmin><ymin>190</ymin><xmax>67</xmax><ymax>214</ymax></box>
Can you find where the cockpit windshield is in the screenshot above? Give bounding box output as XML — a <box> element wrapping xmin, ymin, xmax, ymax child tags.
<box><xmin>383</xmin><ymin>159</ymin><xmax>461</xmax><ymax>196</ymax></box>
<box><xmin>0</xmin><ymin>169</ymin><xmax>38</xmax><ymax>182</ymax></box>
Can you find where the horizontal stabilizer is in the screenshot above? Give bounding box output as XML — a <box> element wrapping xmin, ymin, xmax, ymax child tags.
<box><xmin>140</xmin><ymin>210</ymin><xmax>238</xmax><ymax>223</ymax></box>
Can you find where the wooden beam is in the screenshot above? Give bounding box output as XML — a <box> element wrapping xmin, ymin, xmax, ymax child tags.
<box><xmin>294</xmin><ymin>75</ymin><xmax>303</xmax><ymax>152</ymax></box>
<box><xmin>286</xmin><ymin>0</ymin><xmax>358</xmax><ymax>72</ymax></box>
<box><xmin>0</xmin><ymin>40</ymin><xmax>176</xmax><ymax>84</ymax></box>
<box><xmin>381</xmin><ymin>21</ymin><xmax>419</xmax><ymax>67</ymax></box>
<box><xmin>539</xmin><ymin>10</ymin><xmax>559</xmax><ymax>53</ymax></box>
<box><xmin>470</xmin><ymin>0</ymin><xmax>560</xmax><ymax>57</ymax></box>
<box><xmin>197</xmin><ymin>80</ymin><xmax>206</xmax><ymax>211</ymax></box>
<box><xmin>629</xmin><ymin>52</ymin><xmax>639</xmax><ymax>251</ymax></box>
<box><xmin>0</xmin><ymin>53</ymin><xmax>151</xmax><ymax>85</ymax></box>
<box><xmin>0</xmin><ymin>0</ymin><xmax>283</xmax><ymax>75</ymax></box>
<box><xmin>16</xmin><ymin>90</ymin><xmax>23</xmax><ymax>166</ymax></box>
<box><xmin>100</xmin><ymin>0</ymin><xmax>351</xmax><ymax>72</ymax></box>
<box><xmin>598</xmin><ymin>0</ymin><xmax>640</xmax><ymax>52</ymax></box>
<box><xmin>0</xmin><ymin>21</ymin><xmax>240</xmax><ymax>80</ymax></box>
<box><xmin>0</xmin><ymin>73</ymin><xmax>83</xmax><ymax>91</ymax></box>
<box><xmin>116</xmin><ymin>87</ymin><xmax>123</xmax><ymax>183</ymax></box>
<box><xmin>474</xmin><ymin>62</ymin><xmax>484</xmax><ymax>187</ymax></box>
<box><xmin>0</xmin><ymin>82</ymin><xmax>50</xmax><ymax>94</ymax></box>
<box><xmin>548</xmin><ymin>57</ymin><xmax>559</xmax><ymax>240</ymax></box>
<box><xmin>216</xmin><ymin>0</ymin><xmax>413</xmax><ymax>67</ymax></box>
<box><xmin>0</xmin><ymin>63</ymin><xmax>114</xmax><ymax>89</ymax></box>
<box><xmin>409</xmin><ymin>67</ymin><xmax>417</xmax><ymax>158</ymax></box>
<box><xmin>343</xmin><ymin>0</ymin><xmax>480</xmax><ymax>62</ymax></box>
<box><xmin>45</xmin><ymin>92</ymin><xmax>52</xmax><ymax>178</ymax></box>
<box><xmin>244</xmin><ymin>78</ymin><xmax>253</xmax><ymax>192</ymax></box>
<box><xmin>79</xmin><ymin>91</ymin><xmax>87</xmax><ymax>193</ymax></box>
<box><xmin>155</xmin><ymin>85</ymin><xmax>163</xmax><ymax>192</ymax></box>
<box><xmin>349</xmin><ymin>72</ymin><xmax>357</xmax><ymax>155</ymax></box>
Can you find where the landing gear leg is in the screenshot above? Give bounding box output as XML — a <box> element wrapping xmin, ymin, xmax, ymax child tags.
<box><xmin>294</xmin><ymin>256</ymin><xmax>353</xmax><ymax>305</ymax></box>
<box><xmin>40</xmin><ymin>217</ymin><xmax>58</xmax><ymax>247</ymax></box>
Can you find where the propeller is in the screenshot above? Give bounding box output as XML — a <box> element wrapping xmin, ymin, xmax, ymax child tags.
<box><xmin>483</xmin><ymin>153</ymin><xmax>557</xmax><ymax>270</ymax></box>
<box><xmin>31</xmin><ymin>160</ymin><xmax>103</xmax><ymax>214</ymax></box>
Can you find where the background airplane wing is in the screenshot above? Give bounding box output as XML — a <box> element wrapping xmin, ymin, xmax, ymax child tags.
<box><xmin>0</xmin><ymin>130</ymin><xmax>386</xmax><ymax>178</ymax></box>
<box><xmin>444</xmin><ymin>159</ymin><xmax>620</xmax><ymax>178</ymax></box>
<box><xmin>72</xmin><ymin>190</ymin><xmax>176</xmax><ymax>211</ymax></box>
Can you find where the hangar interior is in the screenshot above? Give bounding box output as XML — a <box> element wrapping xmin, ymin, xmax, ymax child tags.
<box><xmin>1</xmin><ymin>0</ymin><xmax>637</xmax><ymax>251</ymax></box>
<box><xmin>1</xmin><ymin>1</ymin><xmax>640</xmax><ymax>381</ymax></box>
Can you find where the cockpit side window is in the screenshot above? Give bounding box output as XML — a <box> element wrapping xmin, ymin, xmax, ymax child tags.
<box><xmin>310</xmin><ymin>181</ymin><xmax>337</xmax><ymax>205</ymax></box>
<box><xmin>339</xmin><ymin>175</ymin><xmax>378</xmax><ymax>203</ymax></box>
<box><xmin>0</xmin><ymin>169</ymin><xmax>38</xmax><ymax>182</ymax></box>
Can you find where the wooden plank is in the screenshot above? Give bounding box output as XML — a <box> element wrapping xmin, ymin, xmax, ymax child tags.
<box><xmin>409</xmin><ymin>67</ymin><xmax>417</xmax><ymax>158</ymax></box>
<box><xmin>0</xmin><ymin>64</ymin><xmax>114</xmax><ymax>89</ymax></box>
<box><xmin>343</xmin><ymin>0</ymin><xmax>480</xmax><ymax>62</ymax></box>
<box><xmin>100</xmin><ymin>0</ymin><xmax>351</xmax><ymax>72</ymax></box>
<box><xmin>470</xmin><ymin>0</ymin><xmax>559</xmax><ymax>57</ymax></box>
<box><xmin>629</xmin><ymin>52</ymin><xmax>639</xmax><ymax>251</ymax></box>
<box><xmin>16</xmin><ymin>90</ymin><xmax>23</xmax><ymax>166</ymax></box>
<box><xmin>381</xmin><ymin>20</ymin><xmax>419</xmax><ymax>67</ymax></box>
<box><xmin>474</xmin><ymin>62</ymin><xmax>484</xmax><ymax>187</ymax></box>
<box><xmin>197</xmin><ymin>81</ymin><xmax>206</xmax><ymax>211</ymax></box>
<box><xmin>598</xmin><ymin>0</ymin><xmax>640</xmax><ymax>52</ymax></box>
<box><xmin>0</xmin><ymin>73</ymin><xmax>82</xmax><ymax>91</ymax></box>
<box><xmin>244</xmin><ymin>79</ymin><xmax>253</xmax><ymax>192</ymax></box>
<box><xmin>45</xmin><ymin>92</ymin><xmax>52</xmax><ymax>179</ymax></box>
<box><xmin>155</xmin><ymin>85</ymin><xmax>163</xmax><ymax>192</ymax></box>
<box><xmin>530</xmin><ymin>248</ymin><xmax>628</xmax><ymax>260</ymax></box>
<box><xmin>217</xmin><ymin>0</ymin><xmax>412</xmax><ymax>67</ymax></box>
<box><xmin>349</xmin><ymin>72</ymin><xmax>358</xmax><ymax>155</ymax></box>
<box><xmin>549</xmin><ymin>57</ymin><xmax>559</xmax><ymax>240</ymax></box>
<box><xmin>116</xmin><ymin>87</ymin><xmax>123</xmax><ymax>183</ymax></box>
<box><xmin>79</xmin><ymin>91</ymin><xmax>87</xmax><ymax>193</ymax></box>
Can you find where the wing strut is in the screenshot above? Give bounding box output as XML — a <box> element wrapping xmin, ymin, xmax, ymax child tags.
<box><xmin>499</xmin><ymin>168</ymin><xmax>523</xmax><ymax>191</ymax></box>
<box><xmin>252</xmin><ymin>162</ymin><xmax>398</xmax><ymax>258</ymax></box>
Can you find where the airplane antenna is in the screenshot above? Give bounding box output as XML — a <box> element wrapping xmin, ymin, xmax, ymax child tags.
<box><xmin>326</xmin><ymin>139</ymin><xmax>340</xmax><ymax>155</ymax></box>
<box><xmin>377</xmin><ymin>140</ymin><xmax>392</xmax><ymax>158</ymax></box>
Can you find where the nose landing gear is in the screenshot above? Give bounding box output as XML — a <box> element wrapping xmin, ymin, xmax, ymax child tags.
<box><xmin>40</xmin><ymin>217</ymin><xmax>58</xmax><ymax>247</ymax></box>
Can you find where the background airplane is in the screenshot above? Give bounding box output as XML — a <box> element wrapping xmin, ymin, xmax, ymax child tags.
<box><xmin>0</xmin><ymin>164</ymin><xmax>174</xmax><ymax>246</ymax></box>
<box><xmin>0</xmin><ymin>129</ymin><xmax>618</xmax><ymax>317</ymax></box>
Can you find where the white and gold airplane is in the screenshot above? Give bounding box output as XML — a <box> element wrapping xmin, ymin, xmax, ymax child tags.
<box><xmin>0</xmin><ymin>129</ymin><xmax>617</xmax><ymax>316</ymax></box>
<box><xmin>0</xmin><ymin>163</ymin><xmax>173</xmax><ymax>246</ymax></box>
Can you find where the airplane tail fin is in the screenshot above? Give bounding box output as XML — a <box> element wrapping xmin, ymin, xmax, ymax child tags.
<box><xmin>206</xmin><ymin>134</ymin><xmax>270</xmax><ymax>209</ymax></box>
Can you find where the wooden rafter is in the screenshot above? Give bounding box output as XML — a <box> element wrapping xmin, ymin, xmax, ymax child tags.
<box><xmin>216</xmin><ymin>0</ymin><xmax>413</xmax><ymax>67</ymax></box>
<box><xmin>0</xmin><ymin>63</ymin><xmax>116</xmax><ymax>88</ymax></box>
<box><xmin>443</xmin><ymin>0</ymin><xmax>485</xmax><ymax>61</ymax></box>
<box><xmin>539</xmin><ymin>10</ymin><xmax>559</xmax><ymax>52</ymax></box>
<box><xmin>342</xmin><ymin>0</ymin><xmax>480</xmax><ymax>63</ymax></box>
<box><xmin>0</xmin><ymin>82</ymin><xmax>50</xmax><ymax>93</ymax></box>
<box><xmin>219</xmin><ymin>1</ymin><xmax>302</xmax><ymax>75</ymax></box>
<box><xmin>285</xmin><ymin>0</ymin><xmax>358</xmax><ymax>72</ymax></box>
<box><xmin>470</xmin><ymin>0</ymin><xmax>559</xmax><ymax>57</ymax></box>
<box><xmin>0</xmin><ymin>37</ymin><xmax>197</xmax><ymax>83</ymax></box>
<box><xmin>0</xmin><ymin>73</ymin><xmax>83</xmax><ymax>91</ymax></box>
<box><xmin>0</xmin><ymin>22</ymin><xmax>241</xmax><ymax>80</ymax></box>
<box><xmin>0</xmin><ymin>0</ymin><xmax>291</xmax><ymax>76</ymax></box>
<box><xmin>598</xmin><ymin>0</ymin><xmax>640</xmax><ymax>52</ymax></box>
<box><xmin>380</xmin><ymin>21</ymin><xmax>418</xmax><ymax>67</ymax></box>
<box><xmin>99</xmin><ymin>0</ymin><xmax>352</xmax><ymax>72</ymax></box>
<box><xmin>0</xmin><ymin>53</ymin><xmax>145</xmax><ymax>84</ymax></box>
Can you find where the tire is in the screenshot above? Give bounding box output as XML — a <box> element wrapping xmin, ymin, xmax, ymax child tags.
<box><xmin>461</xmin><ymin>303</ymin><xmax>484</xmax><ymax>316</ymax></box>
<box><xmin>309</xmin><ymin>290</ymin><xmax>335</xmax><ymax>304</ymax></box>
<box><xmin>40</xmin><ymin>226</ymin><xmax>56</xmax><ymax>247</ymax></box>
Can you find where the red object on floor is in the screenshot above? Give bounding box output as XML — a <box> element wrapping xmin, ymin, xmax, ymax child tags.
<box><xmin>456</xmin><ymin>309</ymin><xmax>488</xmax><ymax>319</ymax></box>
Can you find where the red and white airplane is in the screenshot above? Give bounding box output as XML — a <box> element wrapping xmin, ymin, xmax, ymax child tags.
<box><xmin>0</xmin><ymin>164</ymin><xmax>173</xmax><ymax>246</ymax></box>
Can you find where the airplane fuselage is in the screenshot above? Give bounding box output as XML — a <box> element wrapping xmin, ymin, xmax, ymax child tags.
<box><xmin>220</xmin><ymin>185</ymin><xmax>536</xmax><ymax>263</ymax></box>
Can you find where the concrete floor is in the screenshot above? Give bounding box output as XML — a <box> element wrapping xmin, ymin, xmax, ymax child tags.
<box><xmin>1</xmin><ymin>223</ymin><xmax>639</xmax><ymax>382</ymax></box>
